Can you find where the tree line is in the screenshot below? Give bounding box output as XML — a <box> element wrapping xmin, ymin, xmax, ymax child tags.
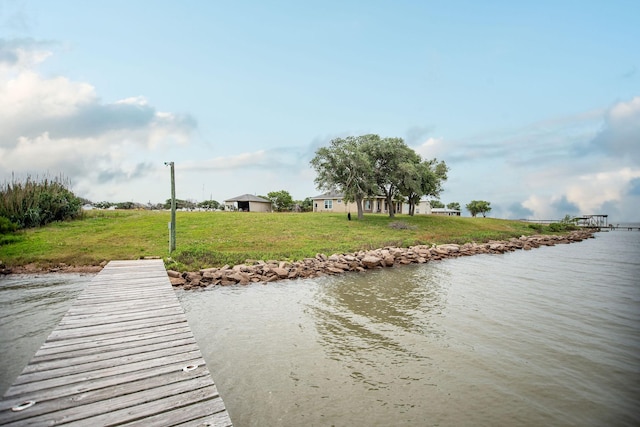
<box><xmin>310</xmin><ymin>134</ymin><xmax>449</xmax><ymax>219</ymax></box>
<box><xmin>429</xmin><ymin>200</ymin><xmax>461</xmax><ymax>210</ymax></box>
<box><xmin>91</xmin><ymin>194</ymin><xmax>315</xmax><ymax>213</ymax></box>
<box><xmin>430</xmin><ymin>200</ymin><xmax>492</xmax><ymax>217</ymax></box>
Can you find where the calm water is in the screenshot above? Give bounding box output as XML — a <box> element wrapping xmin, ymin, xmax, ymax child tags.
<box><xmin>0</xmin><ymin>274</ymin><xmax>88</xmax><ymax>395</ymax></box>
<box><xmin>1</xmin><ymin>231</ymin><xmax>639</xmax><ymax>426</ymax></box>
<box><xmin>178</xmin><ymin>230</ymin><xmax>640</xmax><ymax>426</ymax></box>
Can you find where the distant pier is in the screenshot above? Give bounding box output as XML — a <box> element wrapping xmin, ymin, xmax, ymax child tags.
<box><xmin>520</xmin><ymin>214</ymin><xmax>638</xmax><ymax>231</ymax></box>
<box><xmin>607</xmin><ymin>225</ymin><xmax>640</xmax><ymax>231</ymax></box>
<box><xmin>574</xmin><ymin>214</ymin><xmax>608</xmax><ymax>228</ymax></box>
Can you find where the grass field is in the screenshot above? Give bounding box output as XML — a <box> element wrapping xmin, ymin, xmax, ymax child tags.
<box><xmin>0</xmin><ymin>210</ymin><xmax>549</xmax><ymax>271</ymax></box>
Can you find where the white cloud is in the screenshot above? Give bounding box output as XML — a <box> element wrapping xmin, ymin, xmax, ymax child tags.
<box><xmin>565</xmin><ymin>168</ymin><xmax>640</xmax><ymax>213</ymax></box>
<box><xmin>0</xmin><ymin>132</ymin><xmax>103</xmax><ymax>173</ymax></box>
<box><xmin>590</xmin><ymin>96</ymin><xmax>640</xmax><ymax>162</ymax></box>
<box><xmin>414</xmin><ymin>137</ymin><xmax>445</xmax><ymax>159</ymax></box>
<box><xmin>1</xmin><ymin>71</ymin><xmax>95</xmax><ymax>128</ymax></box>
<box><xmin>516</xmin><ymin>168</ymin><xmax>640</xmax><ymax>220</ymax></box>
<box><xmin>0</xmin><ymin>38</ymin><xmax>196</xmax><ymax>198</ymax></box>
<box><xmin>521</xmin><ymin>195</ymin><xmax>557</xmax><ymax>220</ymax></box>
<box><xmin>0</xmin><ymin>38</ymin><xmax>53</xmax><ymax>72</ymax></box>
<box><xmin>181</xmin><ymin>150</ymin><xmax>268</xmax><ymax>171</ymax></box>
<box><xmin>610</xmin><ymin>96</ymin><xmax>640</xmax><ymax>121</ymax></box>
<box><xmin>116</xmin><ymin>96</ymin><xmax>148</xmax><ymax>106</ymax></box>
<box><xmin>422</xmin><ymin>98</ymin><xmax>640</xmax><ymax>221</ymax></box>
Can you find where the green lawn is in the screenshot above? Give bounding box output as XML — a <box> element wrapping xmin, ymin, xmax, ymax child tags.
<box><xmin>0</xmin><ymin>210</ymin><xmax>547</xmax><ymax>271</ymax></box>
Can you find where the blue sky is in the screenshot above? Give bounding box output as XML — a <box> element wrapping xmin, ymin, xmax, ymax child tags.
<box><xmin>1</xmin><ymin>0</ymin><xmax>639</xmax><ymax>221</ymax></box>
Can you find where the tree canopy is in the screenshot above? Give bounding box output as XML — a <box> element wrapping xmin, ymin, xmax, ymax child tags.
<box><xmin>198</xmin><ymin>200</ymin><xmax>222</xmax><ymax>210</ymax></box>
<box><xmin>267</xmin><ymin>190</ymin><xmax>294</xmax><ymax>212</ymax></box>
<box><xmin>309</xmin><ymin>135</ymin><xmax>378</xmax><ymax>219</ymax></box>
<box><xmin>310</xmin><ymin>134</ymin><xmax>448</xmax><ymax>218</ymax></box>
<box><xmin>297</xmin><ymin>197</ymin><xmax>313</xmax><ymax>212</ymax></box>
<box><xmin>164</xmin><ymin>199</ymin><xmax>196</xmax><ymax>210</ymax></box>
<box><xmin>466</xmin><ymin>200</ymin><xmax>492</xmax><ymax>217</ymax></box>
<box><xmin>363</xmin><ymin>136</ymin><xmax>421</xmax><ymax>218</ymax></box>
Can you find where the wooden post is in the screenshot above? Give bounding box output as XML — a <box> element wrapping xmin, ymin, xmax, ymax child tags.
<box><xmin>165</xmin><ymin>161</ymin><xmax>176</xmax><ymax>253</ymax></box>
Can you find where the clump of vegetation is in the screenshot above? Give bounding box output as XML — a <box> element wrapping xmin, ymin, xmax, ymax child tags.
<box><xmin>527</xmin><ymin>223</ymin><xmax>545</xmax><ymax>232</ymax></box>
<box><xmin>548</xmin><ymin>215</ymin><xmax>580</xmax><ymax>232</ymax></box>
<box><xmin>0</xmin><ymin>216</ymin><xmax>18</xmax><ymax>234</ymax></box>
<box><xmin>388</xmin><ymin>221</ymin><xmax>417</xmax><ymax>230</ymax></box>
<box><xmin>548</xmin><ymin>222</ymin><xmax>579</xmax><ymax>232</ymax></box>
<box><xmin>0</xmin><ymin>216</ymin><xmax>21</xmax><ymax>245</ymax></box>
<box><xmin>0</xmin><ymin>175</ymin><xmax>83</xmax><ymax>229</ymax></box>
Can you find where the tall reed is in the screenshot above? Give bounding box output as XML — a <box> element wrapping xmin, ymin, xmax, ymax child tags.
<box><xmin>0</xmin><ymin>174</ymin><xmax>83</xmax><ymax>229</ymax></box>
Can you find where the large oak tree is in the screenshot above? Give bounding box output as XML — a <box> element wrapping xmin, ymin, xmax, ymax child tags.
<box><xmin>309</xmin><ymin>135</ymin><xmax>376</xmax><ymax>219</ymax></box>
<box><xmin>311</xmin><ymin>134</ymin><xmax>448</xmax><ymax>218</ymax></box>
<box><xmin>362</xmin><ymin>136</ymin><xmax>420</xmax><ymax>218</ymax></box>
<box><xmin>401</xmin><ymin>158</ymin><xmax>449</xmax><ymax>216</ymax></box>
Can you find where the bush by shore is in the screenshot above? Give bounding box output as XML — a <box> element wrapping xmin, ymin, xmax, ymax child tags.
<box><xmin>0</xmin><ymin>175</ymin><xmax>82</xmax><ymax>230</ymax></box>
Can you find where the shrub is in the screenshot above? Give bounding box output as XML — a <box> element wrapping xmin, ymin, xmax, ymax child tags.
<box><xmin>527</xmin><ymin>223</ymin><xmax>545</xmax><ymax>233</ymax></box>
<box><xmin>0</xmin><ymin>175</ymin><xmax>83</xmax><ymax>229</ymax></box>
<box><xmin>0</xmin><ymin>216</ymin><xmax>18</xmax><ymax>234</ymax></box>
<box><xmin>548</xmin><ymin>222</ymin><xmax>579</xmax><ymax>232</ymax></box>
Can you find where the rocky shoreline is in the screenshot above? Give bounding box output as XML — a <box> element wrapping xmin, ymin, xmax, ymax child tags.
<box><xmin>167</xmin><ymin>229</ymin><xmax>596</xmax><ymax>290</ymax></box>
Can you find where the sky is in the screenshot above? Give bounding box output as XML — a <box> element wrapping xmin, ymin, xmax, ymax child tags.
<box><xmin>1</xmin><ymin>0</ymin><xmax>639</xmax><ymax>221</ymax></box>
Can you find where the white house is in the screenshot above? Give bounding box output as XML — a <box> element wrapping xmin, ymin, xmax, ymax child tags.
<box><xmin>431</xmin><ymin>208</ymin><xmax>461</xmax><ymax>216</ymax></box>
<box><xmin>311</xmin><ymin>191</ymin><xmax>432</xmax><ymax>215</ymax></box>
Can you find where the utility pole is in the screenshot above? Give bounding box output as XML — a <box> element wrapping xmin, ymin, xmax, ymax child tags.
<box><xmin>165</xmin><ymin>161</ymin><xmax>176</xmax><ymax>253</ymax></box>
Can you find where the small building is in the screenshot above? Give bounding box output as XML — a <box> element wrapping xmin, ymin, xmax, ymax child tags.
<box><xmin>431</xmin><ymin>208</ymin><xmax>461</xmax><ymax>216</ymax></box>
<box><xmin>401</xmin><ymin>199</ymin><xmax>432</xmax><ymax>215</ymax></box>
<box><xmin>224</xmin><ymin>194</ymin><xmax>272</xmax><ymax>212</ymax></box>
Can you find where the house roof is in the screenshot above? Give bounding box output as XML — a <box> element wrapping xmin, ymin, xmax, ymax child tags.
<box><xmin>431</xmin><ymin>208</ymin><xmax>461</xmax><ymax>213</ymax></box>
<box><xmin>224</xmin><ymin>194</ymin><xmax>271</xmax><ymax>203</ymax></box>
<box><xmin>311</xmin><ymin>190</ymin><xmax>344</xmax><ymax>199</ymax></box>
<box><xmin>311</xmin><ymin>191</ymin><xmax>389</xmax><ymax>200</ymax></box>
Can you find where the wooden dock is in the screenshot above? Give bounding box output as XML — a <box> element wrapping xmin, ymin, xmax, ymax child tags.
<box><xmin>0</xmin><ymin>259</ymin><xmax>232</xmax><ymax>426</ymax></box>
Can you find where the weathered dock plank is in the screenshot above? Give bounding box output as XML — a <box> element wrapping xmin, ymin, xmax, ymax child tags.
<box><xmin>0</xmin><ymin>259</ymin><xmax>232</xmax><ymax>426</ymax></box>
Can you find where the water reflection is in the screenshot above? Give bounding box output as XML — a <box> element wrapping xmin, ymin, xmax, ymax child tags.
<box><xmin>168</xmin><ymin>232</ymin><xmax>640</xmax><ymax>426</ymax></box>
<box><xmin>309</xmin><ymin>265</ymin><xmax>449</xmax><ymax>389</ymax></box>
